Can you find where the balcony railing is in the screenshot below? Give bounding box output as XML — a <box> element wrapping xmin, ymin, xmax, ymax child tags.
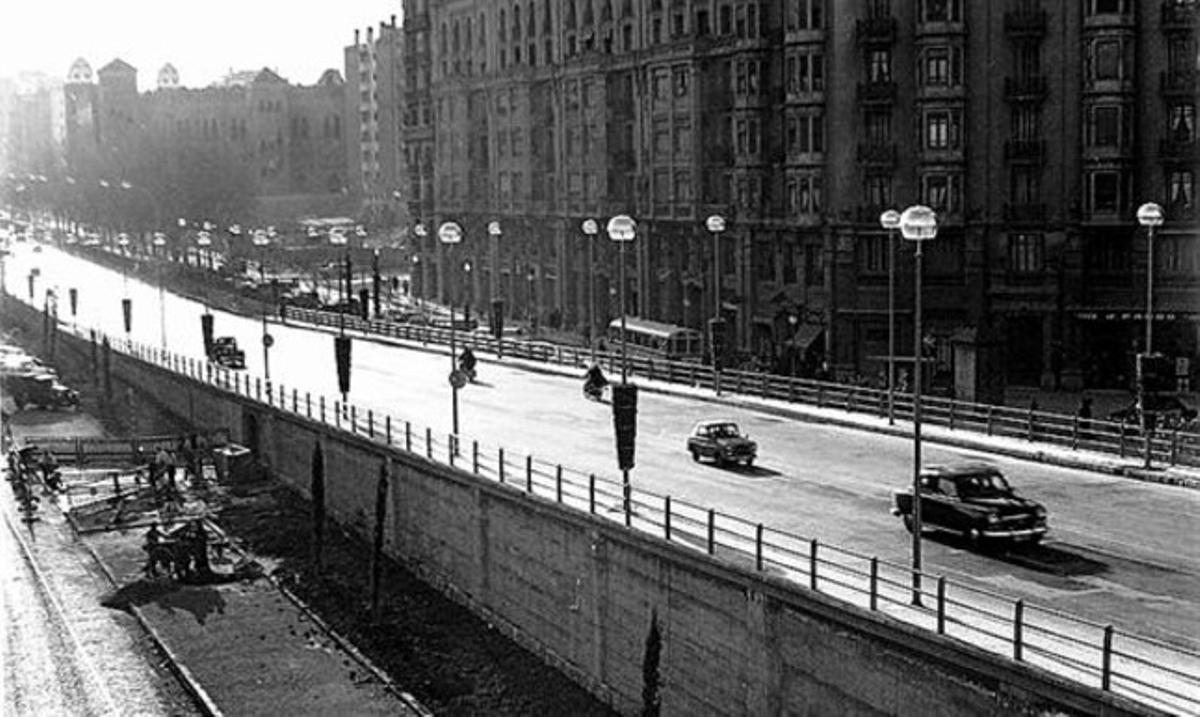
<box><xmin>1004</xmin><ymin>75</ymin><xmax>1048</xmax><ymax>102</ymax></box>
<box><xmin>1003</xmin><ymin>10</ymin><xmax>1047</xmax><ymax>38</ymax></box>
<box><xmin>855</xmin><ymin>16</ymin><xmax>896</xmax><ymax>45</ymax></box>
<box><xmin>856</xmin><ymin>80</ymin><xmax>897</xmax><ymax>105</ymax></box>
<box><xmin>1003</xmin><ymin>202</ymin><xmax>1047</xmax><ymax>225</ymax></box>
<box><xmin>856</xmin><ymin>143</ymin><xmax>897</xmax><ymax>167</ymax></box>
<box><xmin>1160</xmin><ymin>70</ymin><xmax>1197</xmax><ymax>97</ymax></box>
<box><xmin>1162</xmin><ymin>0</ymin><xmax>1197</xmax><ymax>31</ymax></box>
<box><xmin>1004</xmin><ymin>139</ymin><xmax>1046</xmax><ymax>163</ymax></box>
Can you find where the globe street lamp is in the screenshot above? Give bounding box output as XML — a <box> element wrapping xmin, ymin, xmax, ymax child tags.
<box><xmin>706</xmin><ymin>214</ymin><xmax>726</xmax><ymax>392</ymax></box>
<box><xmin>607</xmin><ymin>215</ymin><xmax>636</xmax><ymax>383</ymax></box>
<box><xmin>880</xmin><ymin>209</ymin><xmax>902</xmax><ymax>425</ymax></box>
<box><xmin>899</xmin><ymin>204</ymin><xmax>937</xmax><ymax>606</ymax></box>
<box><xmin>581</xmin><ymin>218</ymin><xmax>599</xmax><ymax>357</ymax></box>
<box><xmin>438</xmin><ymin>221</ymin><xmax>464</xmax><ymax>442</ymax></box>
<box><xmin>1137</xmin><ymin>202</ymin><xmax>1164</xmax><ymax>355</ymax></box>
<box><xmin>1136</xmin><ymin>201</ymin><xmax>1164</xmax><ymax>470</ymax></box>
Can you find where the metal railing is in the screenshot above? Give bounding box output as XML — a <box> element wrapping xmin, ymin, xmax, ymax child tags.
<box><xmin>284</xmin><ymin>307</ymin><xmax>1200</xmax><ymax>470</ymax></box>
<box><xmin>72</xmin><ymin>321</ymin><xmax>1200</xmax><ymax>717</ymax></box>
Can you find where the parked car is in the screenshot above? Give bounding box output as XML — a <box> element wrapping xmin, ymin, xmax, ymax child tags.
<box><xmin>686</xmin><ymin>420</ymin><xmax>758</xmax><ymax>467</ymax></box>
<box><xmin>891</xmin><ymin>463</ymin><xmax>1048</xmax><ymax>546</ymax></box>
<box><xmin>4</xmin><ymin>372</ymin><xmax>80</xmax><ymax>410</ymax></box>
<box><xmin>210</xmin><ymin>336</ymin><xmax>246</xmax><ymax>369</ymax></box>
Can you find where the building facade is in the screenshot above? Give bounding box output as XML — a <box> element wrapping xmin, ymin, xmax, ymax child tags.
<box><xmin>330</xmin><ymin>3</ymin><xmax>1200</xmax><ymax>396</ymax></box>
<box><xmin>345</xmin><ymin>16</ymin><xmax>410</xmax><ymax>236</ymax></box>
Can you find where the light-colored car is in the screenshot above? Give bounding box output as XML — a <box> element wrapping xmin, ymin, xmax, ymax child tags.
<box><xmin>686</xmin><ymin>420</ymin><xmax>757</xmax><ymax>467</ymax></box>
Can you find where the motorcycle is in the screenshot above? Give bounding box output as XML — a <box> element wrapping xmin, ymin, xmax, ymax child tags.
<box><xmin>583</xmin><ymin>380</ymin><xmax>607</xmax><ymax>402</ymax></box>
<box><xmin>458</xmin><ymin>362</ymin><xmax>477</xmax><ymax>383</ymax></box>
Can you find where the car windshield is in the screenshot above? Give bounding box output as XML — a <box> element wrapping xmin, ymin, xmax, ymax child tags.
<box><xmin>707</xmin><ymin>423</ymin><xmax>740</xmax><ymax>438</ymax></box>
<box><xmin>957</xmin><ymin>473</ymin><xmax>1011</xmax><ymax>497</ymax></box>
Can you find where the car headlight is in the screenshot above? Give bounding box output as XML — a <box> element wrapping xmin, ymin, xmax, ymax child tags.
<box><xmin>986</xmin><ymin>514</ymin><xmax>1000</xmax><ymax>525</ymax></box>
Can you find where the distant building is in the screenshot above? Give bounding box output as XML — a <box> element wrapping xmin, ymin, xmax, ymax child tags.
<box><xmin>10</xmin><ymin>57</ymin><xmax>352</xmax><ymax>225</ymax></box>
<box><xmin>344</xmin><ymin>16</ymin><xmax>408</xmax><ymax>235</ymax></box>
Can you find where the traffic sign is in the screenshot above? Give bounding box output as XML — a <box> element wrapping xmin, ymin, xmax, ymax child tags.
<box><xmin>449</xmin><ymin>369</ymin><xmax>467</xmax><ymax>389</ymax></box>
<box><xmin>263</xmin><ymin>333</ymin><xmax>274</xmax><ymax>348</ymax></box>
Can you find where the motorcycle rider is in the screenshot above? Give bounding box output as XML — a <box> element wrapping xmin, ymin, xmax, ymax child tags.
<box><xmin>584</xmin><ymin>363</ymin><xmax>608</xmax><ymax>398</ymax></box>
<box><xmin>458</xmin><ymin>346</ymin><xmax>478</xmax><ymax>379</ymax></box>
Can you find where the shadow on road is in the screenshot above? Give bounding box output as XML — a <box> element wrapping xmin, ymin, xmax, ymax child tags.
<box><xmin>923</xmin><ymin>532</ymin><xmax>1109</xmax><ymax>577</ymax></box>
<box><xmin>722</xmin><ymin>464</ymin><xmax>784</xmax><ymax>479</ymax></box>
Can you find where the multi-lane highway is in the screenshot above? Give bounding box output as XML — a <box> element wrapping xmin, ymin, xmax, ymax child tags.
<box><xmin>7</xmin><ymin>242</ymin><xmax>1200</xmax><ymax>653</ymax></box>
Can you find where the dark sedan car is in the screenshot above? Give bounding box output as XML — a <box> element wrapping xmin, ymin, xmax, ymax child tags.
<box><xmin>891</xmin><ymin>464</ymin><xmax>1048</xmax><ymax>546</ymax></box>
<box><xmin>687</xmin><ymin>420</ymin><xmax>757</xmax><ymax>467</ymax></box>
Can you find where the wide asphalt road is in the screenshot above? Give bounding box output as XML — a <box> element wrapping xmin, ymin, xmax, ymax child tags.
<box><xmin>8</xmin><ymin>242</ymin><xmax>1199</xmax><ymax>652</ymax></box>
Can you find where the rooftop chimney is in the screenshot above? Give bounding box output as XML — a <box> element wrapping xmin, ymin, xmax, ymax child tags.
<box><xmin>354</xmin><ymin>29</ymin><xmax>360</xmax><ymax>45</ymax></box>
<box><xmin>391</xmin><ymin>14</ymin><xmax>397</xmax><ymax>27</ymax></box>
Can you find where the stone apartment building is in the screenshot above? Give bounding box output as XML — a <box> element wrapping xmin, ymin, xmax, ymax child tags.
<box><xmin>54</xmin><ymin>58</ymin><xmax>351</xmax><ymax>226</ymax></box>
<box><xmin>400</xmin><ymin>1</ymin><xmax>1196</xmax><ymax>395</ymax></box>
<box><xmin>345</xmin><ymin>16</ymin><xmax>409</xmax><ymax>236</ymax></box>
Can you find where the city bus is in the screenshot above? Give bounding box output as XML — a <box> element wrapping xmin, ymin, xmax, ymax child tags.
<box><xmin>606</xmin><ymin>317</ymin><xmax>704</xmax><ymax>362</ymax></box>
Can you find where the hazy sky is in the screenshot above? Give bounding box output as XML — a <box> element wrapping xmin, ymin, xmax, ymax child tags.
<box><xmin>3</xmin><ymin>1</ymin><xmax>403</xmax><ymax>90</ymax></box>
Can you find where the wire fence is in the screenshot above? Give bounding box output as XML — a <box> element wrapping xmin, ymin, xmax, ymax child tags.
<box><xmin>284</xmin><ymin>307</ymin><xmax>1200</xmax><ymax>470</ymax></box>
<box><xmin>85</xmin><ymin>323</ymin><xmax>1200</xmax><ymax>717</ymax></box>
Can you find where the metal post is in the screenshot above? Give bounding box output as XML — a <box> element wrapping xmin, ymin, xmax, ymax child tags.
<box><xmin>887</xmin><ymin>226</ymin><xmax>896</xmax><ymax>425</ymax></box>
<box><xmin>619</xmin><ymin>241</ymin><xmax>628</xmax><ymax>383</ymax></box>
<box><xmin>588</xmin><ymin>232</ymin><xmax>596</xmax><ymax>360</ymax></box>
<box><xmin>912</xmin><ymin>242</ymin><xmax>925</xmax><ymax>606</ymax></box>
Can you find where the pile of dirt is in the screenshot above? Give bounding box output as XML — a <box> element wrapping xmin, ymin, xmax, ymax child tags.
<box><xmin>214</xmin><ymin>484</ymin><xmax>616</xmax><ymax>716</ymax></box>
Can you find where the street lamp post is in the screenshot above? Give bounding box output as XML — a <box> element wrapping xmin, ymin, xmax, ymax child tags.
<box><xmin>488</xmin><ymin>221</ymin><xmax>503</xmax><ymax>357</ymax></box>
<box><xmin>607</xmin><ymin>216</ymin><xmax>637</xmax><ymax>383</ymax></box>
<box><xmin>899</xmin><ymin>205</ymin><xmax>938</xmax><ymax>606</ymax></box>
<box><xmin>1136</xmin><ymin>202</ymin><xmax>1164</xmax><ymax>470</ymax></box>
<box><xmin>152</xmin><ymin>233</ymin><xmax>167</xmax><ymax>349</ymax></box>
<box><xmin>1137</xmin><ymin>202</ymin><xmax>1164</xmax><ymax>355</ymax></box>
<box><xmin>526</xmin><ymin>265</ymin><xmax>537</xmax><ymax>336</ymax></box>
<box><xmin>880</xmin><ymin>209</ymin><xmax>902</xmax><ymax>425</ymax></box>
<box><xmin>706</xmin><ymin>214</ymin><xmax>726</xmax><ymax>393</ymax></box>
<box><xmin>252</xmin><ymin>229</ymin><xmax>274</xmax><ymax>382</ymax></box>
<box><xmin>582</xmin><ymin>219</ymin><xmax>599</xmax><ymax>358</ymax></box>
<box><xmin>607</xmin><ymin>214</ymin><xmax>637</xmax><ymax>519</ymax></box>
<box><xmin>412</xmin><ymin>223</ymin><xmax>428</xmax><ymax>312</ymax></box>
<box><xmin>438</xmin><ymin>221</ymin><xmax>464</xmax><ymax>442</ymax></box>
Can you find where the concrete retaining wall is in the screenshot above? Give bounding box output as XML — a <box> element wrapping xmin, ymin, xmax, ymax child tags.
<box><xmin>4</xmin><ymin>297</ymin><xmax>1150</xmax><ymax>717</ymax></box>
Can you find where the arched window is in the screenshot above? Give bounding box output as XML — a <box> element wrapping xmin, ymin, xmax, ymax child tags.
<box><xmin>566</xmin><ymin>1</ymin><xmax>576</xmax><ymax>28</ymax></box>
<box><xmin>440</xmin><ymin>23</ymin><xmax>448</xmax><ymax>55</ymax></box>
<box><xmin>513</xmin><ymin>5</ymin><xmax>522</xmax><ymax>41</ymax></box>
<box><xmin>500</xmin><ymin>8</ymin><xmax>507</xmax><ymax>42</ymax></box>
<box><xmin>528</xmin><ymin>2</ymin><xmax>536</xmax><ymax>36</ymax></box>
<box><xmin>479</xmin><ymin>13</ymin><xmax>486</xmax><ymax>47</ymax></box>
<box><xmin>453</xmin><ymin>21</ymin><xmax>460</xmax><ymax>53</ymax></box>
<box><xmin>583</xmin><ymin>0</ymin><xmax>594</xmax><ymax>25</ymax></box>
